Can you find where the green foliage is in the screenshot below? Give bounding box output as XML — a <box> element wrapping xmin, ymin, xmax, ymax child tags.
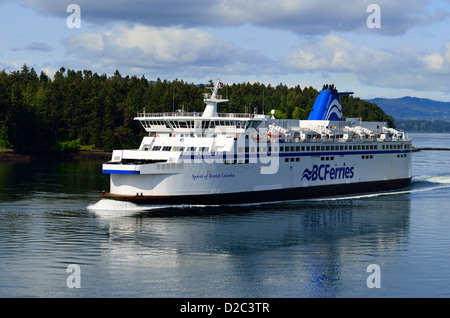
<box><xmin>0</xmin><ymin>64</ymin><xmax>395</xmax><ymax>153</ymax></box>
<box><xmin>0</xmin><ymin>125</ymin><xmax>9</xmax><ymax>148</ymax></box>
<box><xmin>292</xmin><ymin>107</ymin><xmax>306</xmax><ymax>120</ymax></box>
<box><xmin>52</xmin><ymin>138</ymin><xmax>81</xmax><ymax>152</ymax></box>
<box><xmin>270</xmin><ymin>109</ymin><xmax>288</xmax><ymax>119</ymax></box>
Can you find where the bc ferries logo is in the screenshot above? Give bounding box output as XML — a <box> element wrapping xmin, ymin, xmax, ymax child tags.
<box><xmin>324</xmin><ymin>99</ymin><xmax>344</xmax><ymax>121</ymax></box>
<box><xmin>301</xmin><ymin>164</ymin><xmax>355</xmax><ymax>181</ymax></box>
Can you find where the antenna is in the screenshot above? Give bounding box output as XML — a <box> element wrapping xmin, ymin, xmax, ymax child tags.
<box><xmin>202</xmin><ymin>79</ymin><xmax>228</xmax><ymax>117</ymax></box>
<box><xmin>262</xmin><ymin>87</ymin><xmax>265</xmax><ymax>116</ymax></box>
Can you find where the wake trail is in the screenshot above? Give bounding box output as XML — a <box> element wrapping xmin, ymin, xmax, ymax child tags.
<box><xmin>315</xmin><ymin>174</ymin><xmax>450</xmax><ymax>202</ymax></box>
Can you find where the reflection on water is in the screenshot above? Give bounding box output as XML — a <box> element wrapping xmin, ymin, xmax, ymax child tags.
<box><xmin>97</xmin><ymin>198</ymin><xmax>411</xmax><ymax>253</ymax></box>
<box><xmin>85</xmin><ymin>195</ymin><xmax>412</xmax><ymax>297</ymax></box>
<box><xmin>0</xmin><ymin>159</ymin><xmax>109</xmax><ymax>202</ymax></box>
<box><xmin>1</xmin><ymin>145</ymin><xmax>450</xmax><ymax>297</ymax></box>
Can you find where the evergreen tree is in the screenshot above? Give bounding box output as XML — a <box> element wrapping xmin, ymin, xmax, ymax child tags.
<box><xmin>0</xmin><ymin>64</ymin><xmax>397</xmax><ymax>153</ymax></box>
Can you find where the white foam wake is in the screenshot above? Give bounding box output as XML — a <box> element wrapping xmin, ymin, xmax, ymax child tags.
<box><xmin>416</xmin><ymin>175</ymin><xmax>450</xmax><ymax>184</ymax></box>
<box><xmin>86</xmin><ymin>199</ymin><xmax>159</xmax><ymax>217</ymax></box>
<box><xmin>317</xmin><ymin>188</ymin><xmax>422</xmax><ymax>201</ymax></box>
<box><xmin>318</xmin><ymin>174</ymin><xmax>450</xmax><ymax>202</ymax></box>
<box><xmin>87</xmin><ymin>199</ymin><xmax>217</xmax><ymax>217</ymax></box>
<box><xmin>87</xmin><ymin>199</ymin><xmax>151</xmax><ymax>211</ymax></box>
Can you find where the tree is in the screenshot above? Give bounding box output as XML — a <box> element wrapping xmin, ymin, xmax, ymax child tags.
<box><xmin>0</xmin><ymin>64</ymin><xmax>397</xmax><ymax>153</ymax></box>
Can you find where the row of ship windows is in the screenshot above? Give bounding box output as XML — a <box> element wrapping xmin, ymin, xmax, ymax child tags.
<box><xmin>280</xmin><ymin>154</ymin><xmax>407</xmax><ymax>163</ymax></box>
<box><xmin>279</xmin><ymin>143</ymin><xmax>410</xmax><ymax>152</ymax></box>
<box><xmin>142</xmin><ymin>120</ymin><xmax>261</xmax><ymax>129</ymax></box>
<box><xmin>156</xmin><ymin>162</ymin><xmax>184</xmax><ymax>170</ymax></box>
<box><xmin>149</xmin><ymin>144</ymin><xmax>410</xmax><ymax>153</ymax></box>
<box><xmin>383</xmin><ymin>144</ymin><xmax>412</xmax><ymax>149</ymax></box>
<box><xmin>225</xmin><ymin>154</ymin><xmax>408</xmax><ymax>165</ymax></box>
<box><xmin>279</xmin><ymin>144</ymin><xmax>379</xmax><ymax>152</ymax></box>
<box><xmin>222</xmin><ymin>154</ymin><xmax>408</xmax><ymax>165</ymax></box>
<box><xmin>150</xmin><ymin>146</ymin><xmax>209</xmax><ymax>152</ymax></box>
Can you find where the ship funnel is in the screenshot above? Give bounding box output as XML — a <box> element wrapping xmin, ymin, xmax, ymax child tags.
<box><xmin>308</xmin><ymin>85</ymin><xmax>353</xmax><ymax>121</ymax></box>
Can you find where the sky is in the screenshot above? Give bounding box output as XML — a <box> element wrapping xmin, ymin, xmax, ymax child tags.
<box><xmin>1</xmin><ymin>0</ymin><xmax>450</xmax><ymax>101</ymax></box>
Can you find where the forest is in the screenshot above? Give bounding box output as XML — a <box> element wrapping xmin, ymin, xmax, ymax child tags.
<box><xmin>0</xmin><ymin>64</ymin><xmax>395</xmax><ymax>154</ymax></box>
<box><xmin>395</xmin><ymin>120</ymin><xmax>450</xmax><ymax>133</ymax></box>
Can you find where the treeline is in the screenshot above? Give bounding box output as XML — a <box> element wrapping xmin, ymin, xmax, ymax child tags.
<box><xmin>0</xmin><ymin>64</ymin><xmax>394</xmax><ymax>153</ymax></box>
<box><xmin>395</xmin><ymin>120</ymin><xmax>450</xmax><ymax>133</ymax></box>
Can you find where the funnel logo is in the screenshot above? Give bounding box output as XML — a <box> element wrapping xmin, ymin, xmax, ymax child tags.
<box><xmin>301</xmin><ymin>164</ymin><xmax>355</xmax><ymax>181</ymax></box>
<box><xmin>324</xmin><ymin>99</ymin><xmax>343</xmax><ymax>121</ymax></box>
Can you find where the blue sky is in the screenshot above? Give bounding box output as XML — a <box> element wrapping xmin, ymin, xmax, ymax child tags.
<box><xmin>1</xmin><ymin>0</ymin><xmax>450</xmax><ymax>101</ymax></box>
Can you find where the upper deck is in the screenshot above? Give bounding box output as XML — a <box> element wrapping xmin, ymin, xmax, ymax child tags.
<box><xmin>131</xmin><ymin>80</ymin><xmax>409</xmax><ymax>144</ymax></box>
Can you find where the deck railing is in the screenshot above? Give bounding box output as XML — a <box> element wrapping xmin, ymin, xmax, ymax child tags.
<box><xmin>136</xmin><ymin>112</ymin><xmax>258</xmax><ymax>118</ymax></box>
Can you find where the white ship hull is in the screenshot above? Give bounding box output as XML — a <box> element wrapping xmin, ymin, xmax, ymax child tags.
<box><xmin>101</xmin><ymin>141</ymin><xmax>412</xmax><ymax>204</ymax></box>
<box><xmin>100</xmin><ymin>81</ymin><xmax>412</xmax><ymax>205</ymax></box>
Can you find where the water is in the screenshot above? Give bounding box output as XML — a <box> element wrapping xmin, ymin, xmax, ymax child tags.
<box><xmin>1</xmin><ymin>133</ymin><xmax>450</xmax><ymax>298</ymax></box>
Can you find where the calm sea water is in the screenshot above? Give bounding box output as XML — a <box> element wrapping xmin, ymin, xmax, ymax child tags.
<box><xmin>1</xmin><ymin>133</ymin><xmax>450</xmax><ymax>298</ymax></box>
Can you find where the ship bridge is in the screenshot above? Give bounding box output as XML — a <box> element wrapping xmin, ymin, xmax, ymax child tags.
<box><xmin>134</xmin><ymin>79</ymin><xmax>266</xmax><ymax>138</ymax></box>
<box><xmin>134</xmin><ymin>112</ymin><xmax>265</xmax><ymax>137</ymax></box>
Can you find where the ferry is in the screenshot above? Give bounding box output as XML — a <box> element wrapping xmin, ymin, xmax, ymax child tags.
<box><xmin>100</xmin><ymin>80</ymin><xmax>412</xmax><ymax>204</ymax></box>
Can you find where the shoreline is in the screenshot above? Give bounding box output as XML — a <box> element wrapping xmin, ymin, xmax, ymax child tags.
<box><xmin>412</xmin><ymin>147</ymin><xmax>450</xmax><ymax>152</ymax></box>
<box><xmin>0</xmin><ymin>149</ymin><xmax>112</xmax><ymax>161</ymax></box>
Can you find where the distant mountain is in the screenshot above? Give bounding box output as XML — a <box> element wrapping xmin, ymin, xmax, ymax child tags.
<box><xmin>366</xmin><ymin>96</ymin><xmax>450</xmax><ymax>121</ymax></box>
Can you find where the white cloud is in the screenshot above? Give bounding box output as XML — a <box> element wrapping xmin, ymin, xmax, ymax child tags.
<box><xmin>284</xmin><ymin>35</ymin><xmax>394</xmax><ymax>73</ymax></box>
<box><xmin>422</xmin><ymin>53</ymin><xmax>445</xmax><ymax>72</ymax></box>
<box><xmin>283</xmin><ymin>35</ymin><xmax>450</xmax><ymax>92</ymax></box>
<box><xmin>62</xmin><ymin>24</ymin><xmax>271</xmax><ymax>76</ymax></box>
<box><xmin>443</xmin><ymin>42</ymin><xmax>450</xmax><ymax>63</ymax></box>
<box><xmin>65</xmin><ymin>33</ymin><xmax>104</xmax><ymax>54</ymax></box>
<box><xmin>106</xmin><ymin>26</ymin><xmax>222</xmax><ymax>64</ymax></box>
<box><xmin>284</xmin><ymin>50</ymin><xmax>327</xmax><ymax>71</ymax></box>
<box><xmin>420</xmin><ymin>41</ymin><xmax>450</xmax><ymax>74</ymax></box>
<box><xmin>60</xmin><ymin>24</ymin><xmax>450</xmax><ymax>93</ymax></box>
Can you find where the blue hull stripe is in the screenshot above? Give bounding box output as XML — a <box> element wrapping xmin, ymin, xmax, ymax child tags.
<box><xmin>103</xmin><ymin>170</ymin><xmax>140</xmax><ymax>174</ymax></box>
